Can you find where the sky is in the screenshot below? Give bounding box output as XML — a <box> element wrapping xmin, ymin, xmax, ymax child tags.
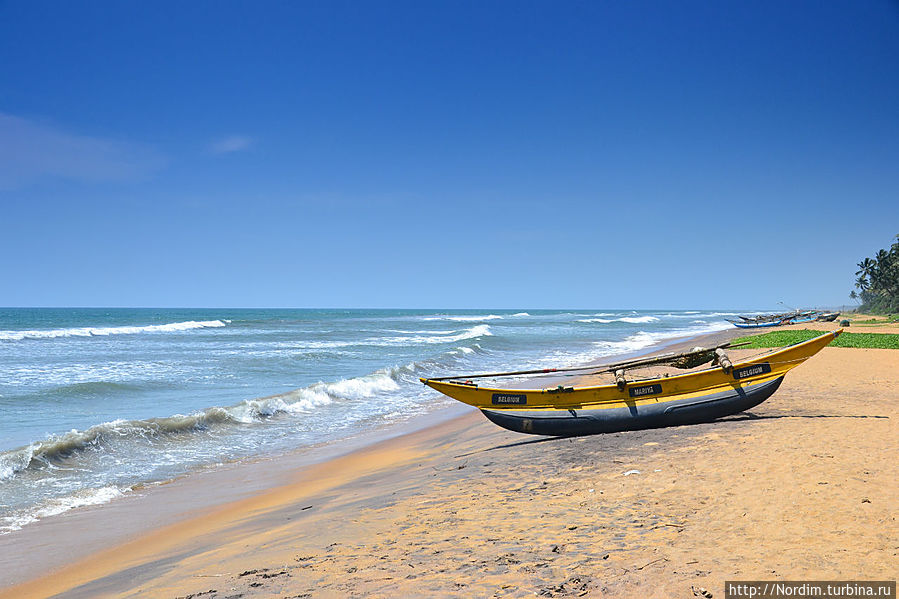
<box><xmin>1</xmin><ymin>1</ymin><xmax>897</xmax><ymax>309</ymax></box>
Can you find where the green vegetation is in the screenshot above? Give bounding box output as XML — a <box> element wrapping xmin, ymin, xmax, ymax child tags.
<box><xmin>851</xmin><ymin>235</ymin><xmax>899</xmax><ymax>314</ymax></box>
<box><xmin>735</xmin><ymin>329</ymin><xmax>899</xmax><ymax>349</ymax></box>
<box><xmin>851</xmin><ymin>315</ymin><xmax>899</xmax><ymax>324</ymax></box>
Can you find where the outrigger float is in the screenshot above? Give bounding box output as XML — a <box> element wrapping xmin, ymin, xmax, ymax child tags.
<box><xmin>421</xmin><ymin>330</ymin><xmax>840</xmax><ymax>436</ymax></box>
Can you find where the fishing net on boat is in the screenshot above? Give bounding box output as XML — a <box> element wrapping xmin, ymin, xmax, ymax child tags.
<box><xmin>668</xmin><ymin>348</ymin><xmax>717</xmax><ymax>369</ymax></box>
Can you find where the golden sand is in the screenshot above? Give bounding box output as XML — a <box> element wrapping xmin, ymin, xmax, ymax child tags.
<box><xmin>3</xmin><ymin>336</ymin><xmax>896</xmax><ymax>598</ymax></box>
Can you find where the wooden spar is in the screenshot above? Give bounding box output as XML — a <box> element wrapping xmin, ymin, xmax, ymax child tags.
<box><xmin>424</xmin><ymin>341</ymin><xmax>751</xmax><ymax>382</ymax></box>
<box><xmin>714</xmin><ymin>348</ymin><xmax>733</xmax><ymax>373</ymax></box>
<box><xmin>614</xmin><ymin>369</ymin><xmax>626</xmax><ymax>391</ymax></box>
<box><xmin>424</xmin><ymin>366</ymin><xmax>573</xmax><ymax>382</ymax></box>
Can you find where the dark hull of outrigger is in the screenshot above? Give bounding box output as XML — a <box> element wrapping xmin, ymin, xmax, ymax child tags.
<box><xmin>481</xmin><ymin>376</ymin><xmax>784</xmax><ymax>436</ymax></box>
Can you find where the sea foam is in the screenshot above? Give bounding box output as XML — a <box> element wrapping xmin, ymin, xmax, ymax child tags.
<box><xmin>422</xmin><ymin>314</ymin><xmax>505</xmax><ymax>322</ymax></box>
<box><xmin>375</xmin><ymin>324</ymin><xmax>492</xmax><ymax>346</ymax></box>
<box><xmin>0</xmin><ymin>486</ymin><xmax>128</xmax><ymax>533</ymax></box>
<box><xmin>590</xmin><ymin>321</ymin><xmax>733</xmax><ymax>357</ymax></box>
<box><xmin>577</xmin><ymin>316</ymin><xmax>659</xmax><ymax>324</ymax></box>
<box><xmin>0</xmin><ymin>320</ymin><xmax>228</xmax><ymax>342</ymax></box>
<box><xmin>0</xmin><ymin>362</ymin><xmax>424</xmax><ymax>481</ymax></box>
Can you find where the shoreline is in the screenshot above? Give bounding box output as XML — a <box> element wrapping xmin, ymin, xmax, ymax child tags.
<box><xmin>0</xmin><ymin>325</ymin><xmax>737</xmax><ymax>592</ymax></box>
<box><xmin>4</xmin><ymin>322</ymin><xmax>895</xmax><ymax>597</ymax></box>
<box><xmin>0</xmin><ymin>402</ymin><xmax>474</xmax><ymax>589</ymax></box>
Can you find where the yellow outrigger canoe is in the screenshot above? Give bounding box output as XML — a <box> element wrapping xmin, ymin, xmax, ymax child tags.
<box><xmin>421</xmin><ymin>330</ymin><xmax>839</xmax><ymax>436</ymax></box>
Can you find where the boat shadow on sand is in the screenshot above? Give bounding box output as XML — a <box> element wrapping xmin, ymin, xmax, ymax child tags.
<box><xmin>460</xmin><ymin>412</ymin><xmax>889</xmax><ymax>456</ymax></box>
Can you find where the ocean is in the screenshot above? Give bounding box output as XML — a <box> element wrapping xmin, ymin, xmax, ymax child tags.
<box><xmin>0</xmin><ymin>308</ymin><xmax>740</xmax><ymax>533</ymax></box>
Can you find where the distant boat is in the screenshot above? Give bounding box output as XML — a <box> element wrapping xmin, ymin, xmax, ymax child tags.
<box><xmin>787</xmin><ymin>311</ymin><xmax>821</xmax><ymax>324</ymax></box>
<box><xmin>726</xmin><ymin>318</ymin><xmax>782</xmax><ymax>329</ymax></box>
<box><xmin>421</xmin><ymin>330</ymin><xmax>840</xmax><ymax>436</ymax></box>
<box><xmin>816</xmin><ymin>312</ymin><xmax>840</xmax><ymax>322</ymax></box>
<box><xmin>727</xmin><ymin>309</ymin><xmax>822</xmax><ymax>328</ymax></box>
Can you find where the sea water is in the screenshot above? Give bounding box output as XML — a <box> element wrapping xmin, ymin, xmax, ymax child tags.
<box><xmin>0</xmin><ymin>308</ymin><xmax>742</xmax><ymax>532</ymax></box>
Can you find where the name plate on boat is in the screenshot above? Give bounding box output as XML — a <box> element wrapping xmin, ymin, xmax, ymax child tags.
<box><xmin>492</xmin><ymin>393</ymin><xmax>527</xmax><ymax>405</ymax></box>
<box><xmin>628</xmin><ymin>383</ymin><xmax>662</xmax><ymax>398</ymax></box>
<box><xmin>732</xmin><ymin>362</ymin><xmax>772</xmax><ymax>380</ymax></box>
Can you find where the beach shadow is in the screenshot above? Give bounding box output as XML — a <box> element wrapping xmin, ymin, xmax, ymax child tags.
<box><xmin>455</xmin><ymin>412</ymin><xmax>889</xmax><ymax>457</ymax></box>
<box><xmin>719</xmin><ymin>412</ymin><xmax>889</xmax><ymax>422</ymax></box>
<box><xmin>454</xmin><ymin>435</ymin><xmax>576</xmax><ymax>457</ymax></box>
<box><xmin>58</xmin><ymin>549</ymin><xmax>196</xmax><ymax>599</ymax></box>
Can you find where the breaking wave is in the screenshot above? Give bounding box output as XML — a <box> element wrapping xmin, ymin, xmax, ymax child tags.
<box><xmin>422</xmin><ymin>314</ymin><xmax>505</xmax><ymax>322</ymax></box>
<box><xmin>658</xmin><ymin>311</ymin><xmax>747</xmax><ymax>319</ymax></box>
<box><xmin>577</xmin><ymin>316</ymin><xmax>660</xmax><ymax>324</ymax></box>
<box><xmin>375</xmin><ymin>325</ymin><xmax>492</xmax><ymax>346</ymax></box>
<box><xmin>247</xmin><ymin>325</ymin><xmax>492</xmax><ymax>351</ymax></box>
<box><xmin>590</xmin><ymin>321</ymin><xmax>733</xmax><ymax>357</ymax></box>
<box><xmin>0</xmin><ymin>320</ymin><xmax>228</xmax><ymax>342</ymax></box>
<box><xmin>618</xmin><ymin>316</ymin><xmax>660</xmax><ymax>324</ymax></box>
<box><xmin>0</xmin><ymin>362</ymin><xmax>434</xmax><ymax>482</ymax></box>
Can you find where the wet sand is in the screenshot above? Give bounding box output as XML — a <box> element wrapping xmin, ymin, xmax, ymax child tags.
<box><xmin>2</xmin><ymin>327</ymin><xmax>896</xmax><ymax>598</ymax></box>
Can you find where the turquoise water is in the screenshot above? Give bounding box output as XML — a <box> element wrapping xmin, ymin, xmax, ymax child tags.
<box><xmin>0</xmin><ymin>308</ymin><xmax>738</xmax><ymax>532</ymax></box>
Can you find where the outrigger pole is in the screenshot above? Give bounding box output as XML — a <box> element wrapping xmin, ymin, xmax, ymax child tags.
<box><xmin>424</xmin><ymin>341</ymin><xmax>750</xmax><ymax>382</ymax></box>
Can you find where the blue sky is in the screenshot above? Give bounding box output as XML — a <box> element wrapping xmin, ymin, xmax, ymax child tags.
<box><xmin>1</xmin><ymin>1</ymin><xmax>897</xmax><ymax>309</ymax></box>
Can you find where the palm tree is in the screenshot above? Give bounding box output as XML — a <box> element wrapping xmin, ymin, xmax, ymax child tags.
<box><xmin>855</xmin><ymin>257</ymin><xmax>876</xmax><ymax>281</ymax></box>
<box><xmin>852</xmin><ymin>238</ymin><xmax>899</xmax><ymax>313</ymax></box>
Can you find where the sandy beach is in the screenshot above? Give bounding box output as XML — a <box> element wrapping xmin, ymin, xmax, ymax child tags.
<box><xmin>2</xmin><ymin>321</ymin><xmax>896</xmax><ymax>599</ymax></box>
<box><xmin>7</xmin><ymin>2</ymin><xmax>898</xmax><ymax>596</ymax></box>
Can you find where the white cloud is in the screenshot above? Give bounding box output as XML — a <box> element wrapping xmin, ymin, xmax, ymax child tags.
<box><xmin>0</xmin><ymin>113</ymin><xmax>165</xmax><ymax>189</ymax></box>
<box><xmin>209</xmin><ymin>135</ymin><xmax>253</xmax><ymax>154</ymax></box>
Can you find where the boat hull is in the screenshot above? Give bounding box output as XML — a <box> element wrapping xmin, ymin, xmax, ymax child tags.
<box><xmin>727</xmin><ymin>319</ymin><xmax>781</xmax><ymax>329</ymax></box>
<box><xmin>788</xmin><ymin>315</ymin><xmax>818</xmax><ymax>324</ymax></box>
<box><xmin>481</xmin><ymin>376</ymin><xmax>783</xmax><ymax>436</ymax></box>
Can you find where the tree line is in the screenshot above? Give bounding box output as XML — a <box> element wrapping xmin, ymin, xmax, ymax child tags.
<box><xmin>851</xmin><ymin>235</ymin><xmax>899</xmax><ymax>314</ymax></box>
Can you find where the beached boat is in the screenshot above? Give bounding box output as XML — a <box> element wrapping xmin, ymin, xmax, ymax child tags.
<box><xmin>420</xmin><ymin>330</ymin><xmax>840</xmax><ymax>436</ymax></box>
<box><xmin>726</xmin><ymin>318</ymin><xmax>782</xmax><ymax>329</ymax></box>
<box><xmin>816</xmin><ymin>312</ymin><xmax>840</xmax><ymax>322</ymax></box>
<box><xmin>787</xmin><ymin>311</ymin><xmax>821</xmax><ymax>324</ymax></box>
<box><xmin>726</xmin><ymin>312</ymin><xmax>791</xmax><ymax>328</ymax></box>
<box><xmin>726</xmin><ymin>309</ymin><xmax>822</xmax><ymax>328</ymax></box>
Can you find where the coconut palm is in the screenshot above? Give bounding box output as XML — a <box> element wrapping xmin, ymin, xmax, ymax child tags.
<box><xmin>855</xmin><ymin>257</ymin><xmax>876</xmax><ymax>280</ymax></box>
<box><xmin>853</xmin><ymin>238</ymin><xmax>899</xmax><ymax>313</ymax></box>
